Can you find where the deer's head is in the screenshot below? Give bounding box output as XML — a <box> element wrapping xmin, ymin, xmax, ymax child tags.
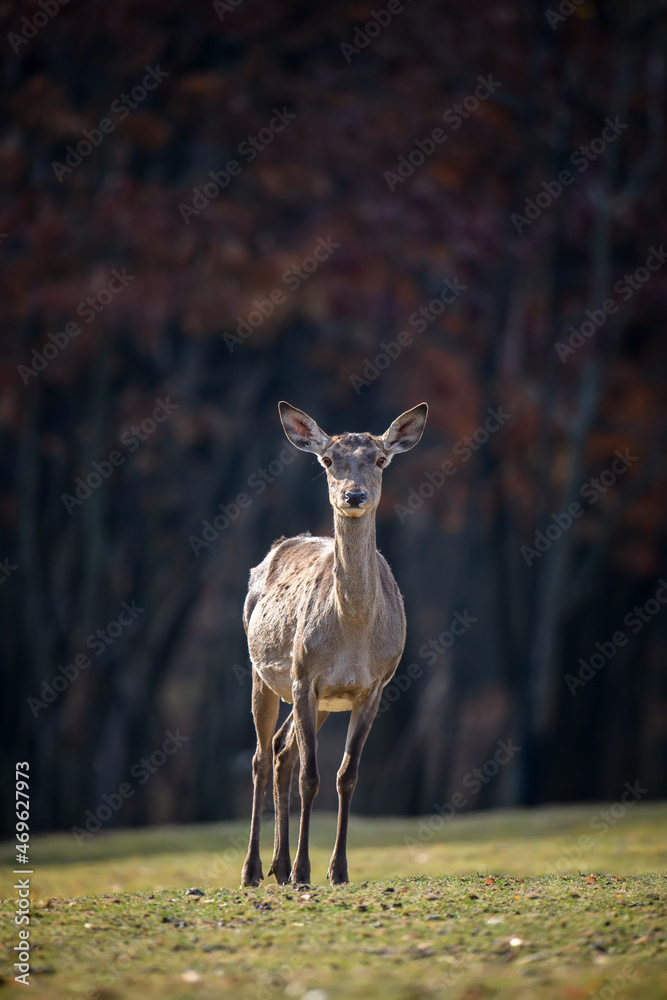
<box><xmin>279</xmin><ymin>402</ymin><xmax>428</xmax><ymax>518</ymax></box>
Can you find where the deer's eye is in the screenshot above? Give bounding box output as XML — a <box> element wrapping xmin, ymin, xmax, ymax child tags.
<box><xmin>322</xmin><ymin>456</ymin><xmax>332</xmax><ymax>467</ymax></box>
<box><xmin>377</xmin><ymin>456</ymin><xmax>386</xmax><ymax>467</ymax></box>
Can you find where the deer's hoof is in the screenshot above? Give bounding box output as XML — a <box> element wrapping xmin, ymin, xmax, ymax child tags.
<box><xmin>290</xmin><ymin>868</ymin><xmax>311</xmax><ymax>887</ymax></box>
<box><xmin>268</xmin><ymin>858</ymin><xmax>292</xmax><ymax>885</ymax></box>
<box><xmin>241</xmin><ymin>861</ymin><xmax>263</xmax><ymax>887</ymax></box>
<box><xmin>328</xmin><ymin>860</ymin><xmax>349</xmax><ymax>885</ymax></box>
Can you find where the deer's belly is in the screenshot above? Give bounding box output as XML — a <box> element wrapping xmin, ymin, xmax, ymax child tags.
<box><xmin>254</xmin><ymin>651</ymin><xmax>398</xmax><ymax>713</ymax></box>
<box><xmin>255</xmin><ymin>668</ymin><xmax>364</xmax><ymax>712</ymax></box>
<box><xmin>318</xmin><ymin>695</ymin><xmax>355</xmax><ymax>712</ymax></box>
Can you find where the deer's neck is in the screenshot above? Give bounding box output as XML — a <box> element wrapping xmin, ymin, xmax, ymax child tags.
<box><xmin>332</xmin><ymin>510</ymin><xmax>380</xmax><ymax>617</ymax></box>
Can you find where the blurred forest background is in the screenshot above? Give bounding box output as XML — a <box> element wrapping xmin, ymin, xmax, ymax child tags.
<box><xmin>2</xmin><ymin>0</ymin><xmax>667</xmax><ymax>838</ymax></box>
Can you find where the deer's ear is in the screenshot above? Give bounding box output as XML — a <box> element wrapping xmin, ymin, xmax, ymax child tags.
<box><xmin>279</xmin><ymin>402</ymin><xmax>330</xmax><ymax>455</ymax></box>
<box><xmin>382</xmin><ymin>403</ymin><xmax>428</xmax><ymax>454</ymax></box>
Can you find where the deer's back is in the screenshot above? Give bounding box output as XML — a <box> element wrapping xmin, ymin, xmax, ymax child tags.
<box><xmin>244</xmin><ymin>532</ymin><xmax>331</xmax><ymax>632</ymax></box>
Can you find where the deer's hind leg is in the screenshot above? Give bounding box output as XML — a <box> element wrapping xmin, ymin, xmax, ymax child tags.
<box><xmin>268</xmin><ymin>712</ymin><xmax>298</xmax><ymax>884</ymax></box>
<box><xmin>241</xmin><ymin>668</ymin><xmax>280</xmax><ymax>887</ymax></box>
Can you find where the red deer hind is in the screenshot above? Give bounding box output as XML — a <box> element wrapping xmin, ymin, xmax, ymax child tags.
<box><xmin>241</xmin><ymin>401</ymin><xmax>428</xmax><ymax>886</ymax></box>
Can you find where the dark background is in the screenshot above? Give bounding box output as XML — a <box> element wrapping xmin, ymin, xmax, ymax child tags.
<box><xmin>2</xmin><ymin>0</ymin><xmax>666</xmax><ymax>837</ymax></box>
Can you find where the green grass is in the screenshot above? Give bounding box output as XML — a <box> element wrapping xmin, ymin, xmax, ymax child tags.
<box><xmin>1</xmin><ymin>804</ymin><xmax>666</xmax><ymax>998</ymax></box>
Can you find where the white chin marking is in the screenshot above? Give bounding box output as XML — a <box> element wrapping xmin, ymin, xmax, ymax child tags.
<box><xmin>339</xmin><ymin>506</ymin><xmax>366</xmax><ymax>517</ymax></box>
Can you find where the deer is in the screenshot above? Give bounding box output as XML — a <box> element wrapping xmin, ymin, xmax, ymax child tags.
<box><xmin>241</xmin><ymin>400</ymin><xmax>428</xmax><ymax>887</ymax></box>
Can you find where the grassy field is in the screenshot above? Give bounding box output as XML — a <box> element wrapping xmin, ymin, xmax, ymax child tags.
<box><xmin>1</xmin><ymin>804</ymin><xmax>666</xmax><ymax>999</ymax></box>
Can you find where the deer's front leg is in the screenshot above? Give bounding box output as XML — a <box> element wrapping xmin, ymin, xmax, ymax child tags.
<box><xmin>328</xmin><ymin>685</ymin><xmax>383</xmax><ymax>885</ymax></box>
<box><xmin>241</xmin><ymin>670</ymin><xmax>280</xmax><ymax>887</ymax></box>
<box><xmin>291</xmin><ymin>679</ymin><xmax>320</xmax><ymax>885</ymax></box>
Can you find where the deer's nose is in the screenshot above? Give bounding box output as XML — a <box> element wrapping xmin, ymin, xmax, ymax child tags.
<box><xmin>344</xmin><ymin>491</ymin><xmax>367</xmax><ymax>507</ymax></box>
